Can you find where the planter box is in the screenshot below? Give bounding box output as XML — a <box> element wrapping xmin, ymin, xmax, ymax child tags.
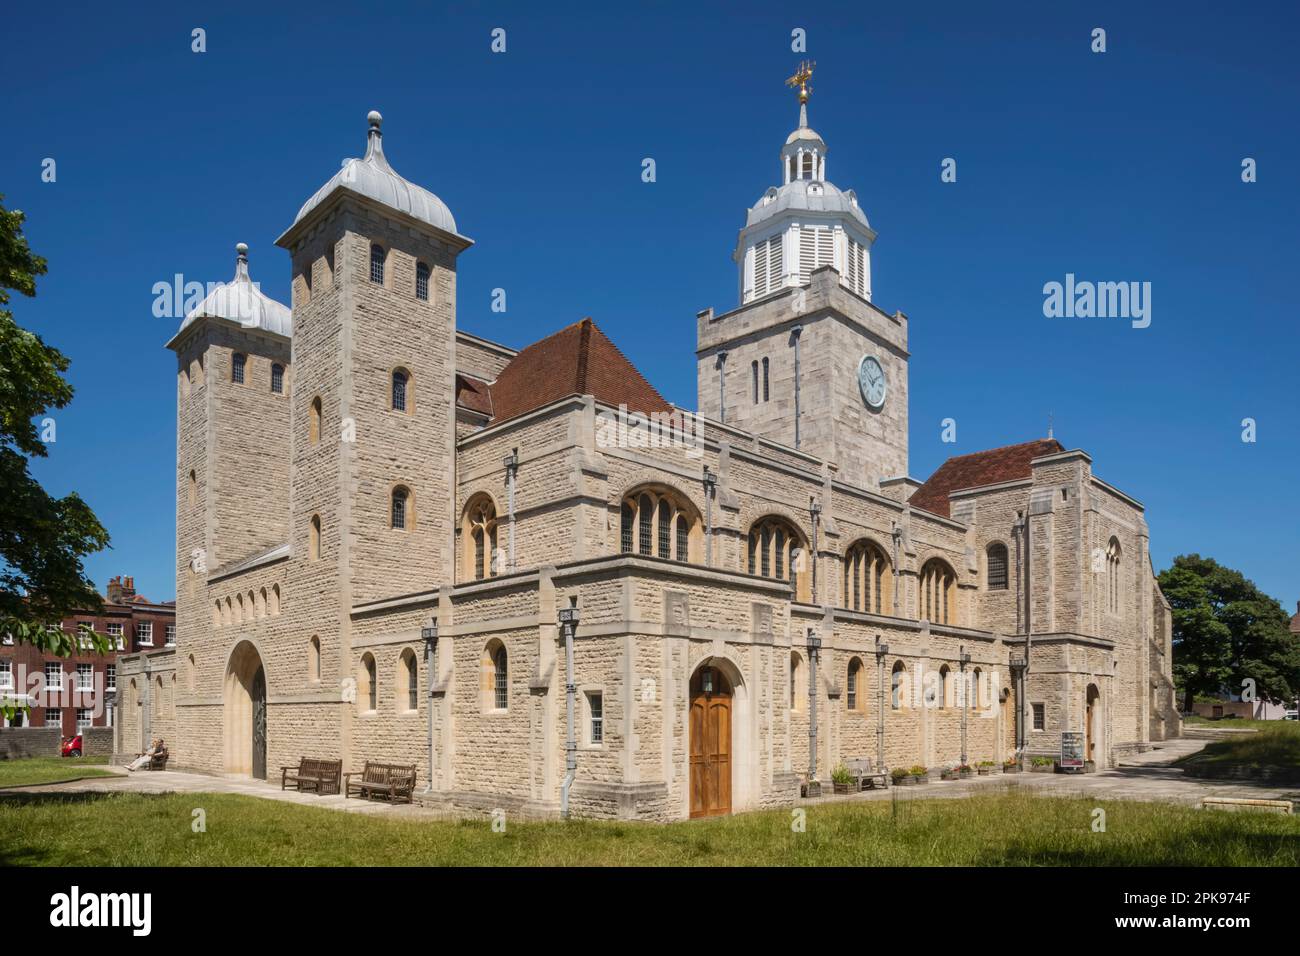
<box><xmin>1002</xmin><ymin>765</ymin><xmax>1021</xmax><ymax>774</ymax></box>
<box><xmin>832</xmin><ymin>781</ymin><xmax>853</xmax><ymax>795</ymax></box>
<box><xmin>976</xmin><ymin>767</ymin><xmax>991</xmax><ymax>775</ymax></box>
<box><xmin>958</xmin><ymin>770</ymin><xmax>973</xmax><ymax>779</ymax></box>
<box><xmin>802</xmin><ymin>781</ymin><xmax>822</xmax><ymax>798</ymax></box>
<box><xmin>1029</xmin><ymin>763</ymin><xmax>1056</xmax><ymax>773</ymax></box>
<box><xmin>910</xmin><ymin>774</ymin><xmax>930</xmax><ymax>785</ymax></box>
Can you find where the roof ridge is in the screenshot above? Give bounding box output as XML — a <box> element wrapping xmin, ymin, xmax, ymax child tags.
<box><xmin>574</xmin><ymin>317</ymin><xmax>592</xmax><ymax>394</ymax></box>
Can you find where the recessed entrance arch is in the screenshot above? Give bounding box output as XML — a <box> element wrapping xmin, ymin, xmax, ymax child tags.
<box><xmin>1085</xmin><ymin>683</ymin><xmax>1101</xmax><ymax>764</ymax></box>
<box><xmin>224</xmin><ymin>640</ymin><xmax>268</xmax><ymax>779</ymax></box>
<box><xmin>690</xmin><ymin>665</ymin><xmax>732</xmax><ymax>818</ymax></box>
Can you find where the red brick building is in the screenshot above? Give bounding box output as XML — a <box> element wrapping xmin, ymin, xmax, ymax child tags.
<box><xmin>0</xmin><ymin>576</ymin><xmax>174</xmax><ymax>737</ymax></box>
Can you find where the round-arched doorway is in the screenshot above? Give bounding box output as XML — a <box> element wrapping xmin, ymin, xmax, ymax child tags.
<box><xmin>689</xmin><ymin>664</ymin><xmax>732</xmax><ymax>818</ymax></box>
<box><xmin>1085</xmin><ymin>683</ymin><xmax>1101</xmax><ymax>765</ymax></box>
<box><xmin>224</xmin><ymin>641</ymin><xmax>268</xmax><ymax>779</ymax></box>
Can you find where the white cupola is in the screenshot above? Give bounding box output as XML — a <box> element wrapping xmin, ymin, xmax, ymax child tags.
<box><xmin>734</xmin><ymin>64</ymin><xmax>877</xmax><ymax>305</ymax></box>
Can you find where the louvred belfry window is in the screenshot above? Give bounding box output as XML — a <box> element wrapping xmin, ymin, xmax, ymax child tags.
<box><xmin>798</xmin><ymin>226</ymin><xmax>834</xmax><ymax>284</ymax></box>
<box><xmin>752</xmin><ymin>235</ymin><xmax>783</xmax><ymax>298</ymax></box>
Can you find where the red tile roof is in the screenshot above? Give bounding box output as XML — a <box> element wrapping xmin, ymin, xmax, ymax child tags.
<box><xmin>910</xmin><ymin>438</ymin><xmax>1065</xmax><ymax>518</ymax></box>
<box><xmin>456</xmin><ymin>373</ymin><xmax>494</xmax><ymax>417</ymax></box>
<box><xmin>482</xmin><ymin>318</ymin><xmax>673</xmax><ymax>425</ymax></box>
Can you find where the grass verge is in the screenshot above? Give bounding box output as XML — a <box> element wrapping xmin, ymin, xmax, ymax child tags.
<box><xmin>0</xmin><ymin>756</ymin><xmax>114</xmax><ymax>789</ymax></box>
<box><xmin>1</xmin><ymin>788</ymin><xmax>1296</xmax><ymax>866</ymax></box>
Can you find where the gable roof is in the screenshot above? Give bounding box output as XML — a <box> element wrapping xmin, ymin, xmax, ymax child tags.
<box><xmin>484</xmin><ymin>318</ymin><xmax>673</xmax><ymax>425</ymax></box>
<box><xmin>910</xmin><ymin>438</ymin><xmax>1065</xmax><ymax>518</ymax></box>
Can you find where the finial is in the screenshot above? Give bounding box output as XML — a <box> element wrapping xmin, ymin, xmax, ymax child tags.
<box><xmin>1047</xmin><ymin>412</ymin><xmax>1054</xmax><ymax>440</ymax></box>
<box><xmin>368</xmin><ymin>110</ymin><xmax>383</xmax><ymax>130</ymax></box>
<box><xmin>235</xmin><ymin>242</ymin><xmax>248</xmax><ymax>259</ymax></box>
<box><xmin>785</xmin><ymin>60</ymin><xmax>815</xmax><ymax>107</ymax></box>
<box><xmin>233</xmin><ymin>242</ymin><xmax>250</xmax><ymax>282</ymax></box>
<box><xmin>363</xmin><ymin>110</ymin><xmax>389</xmax><ymax>167</ymax></box>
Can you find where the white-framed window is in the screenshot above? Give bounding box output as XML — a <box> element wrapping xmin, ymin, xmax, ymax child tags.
<box><xmin>587</xmin><ymin>691</ymin><xmax>603</xmax><ymax>745</ymax></box>
<box><xmin>106</xmin><ymin>622</ymin><xmax>124</xmax><ymax>650</ymax></box>
<box><xmin>105</xmin><ymin>665</ymin><xmax>116</xmax><ymax>693</ymax></box>
<box><xmin>45</xmin><ymin>707</ymin><xmax>62</xmax><ymax>727</ymax></box>
<box><xmin>0</xmin><ymin>660</ymin><xmax>13</xmax><ymax>690</ymax></box>
<box><xmin>165</xmin><ymin>624</ymin><xmax>177</xmax><ymax>647</ymax></box>
<box><xmin>76</xmin><ymin>709</ymin><xmax>92</xmax><ymax>733</ymax></box>
<box><xmin>45</xmin><ymin>662</ymin><xmax>63</xmax><ymax>694</ymax></box>
<box><xmin>76</xmin><ymin>663</ymin><xmax>93</xmax><ymax>691</ymax></box>
<box><xmin>136</xmin><ymin>622</ymin><xmax>153</xmax><ymax>646</ymax></box>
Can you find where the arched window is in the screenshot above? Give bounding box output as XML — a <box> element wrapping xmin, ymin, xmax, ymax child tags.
<box><xmin>847</xmin><ymin>657</ymin><xmax>863</xmax><ymax>712</ymax></box>
<box><xmin>1107</xmin><ymin>538</ymin><xmax>1122</xmax><ymax>615</ymax></box>
<box><xmin>986</xmin><ymin>542</ymin><xmax>1009</xmax><ymax>590</ymax></box>
<box><xmin>391</xmin><ymin>369</ymin><xmax>409</xmax><ymax>412</ymax></box>
<box><xmin>751</xmin><ymin>360</ymin><xmax>759</xmax><ymax>403</ymax></box>
<box><xmin>258</xmin><ymin>587</ymin><xmax>268</xmax><ymax>618</ymax></box>
<box><xmin>213</xmin><ymin>600</ymin><xmax>222</xmax><ymax>627</ymax></box>
<box><xmin>462</xmin><ymin>495</ymin><xmax>498</xmax><ymax>581</ymax></box>
<box><xmin>187</xmin><ymin>654</ymin><xmax>196</xmax><ymax>692</ymax></box>
<box><xmin>619</xmin><ymin>488</ymin><xmax>700</xmax><ymax>563</ymax></box>
<box><xmin>188</xmin><ymin>470</ymin><xmax>197</xmax><ymax>508</ymax></box>
<box><xmin>415</xmin><ymin>262</ymin><xmax>430</xmax><ymax>301</ymax></box>
<box><xmin>790</xmin><ymin>651</ymin><xmax>803</xmax><ymax>711</ymax></box>
<box><xmin>309</xmin><ymin>636</ymin><xmax>321</xmax><ymax>683</ymax></box>
<box><xmin>234</xmin><ymin>593</ymin><xmax>244</xmax><ymax>623</ymax></box>
<box><xmin>309</xmin><ymin>397</ymin><xmax>321</xmax><ymax>444</ymax></box>
<box><xmin>247</xmin><ymin>590</ymin><xmax>256</xmax><ymax>620</ymax></box>
<box><xmin>309</xmin><ymin>515</ymin><xmax>321</xmax><ymax>561</ymax></box>
<box><xmin>842</xmin><ymin>539</ymin><xmax>892</xmax><ymax>614</ymax></box>
<box><xmin>360</xmin><ymin>652</ymin><xmax>377</xmax><ymax>712</ymax></box>
<box><xmin>972</xmin><ymin>667</ymin><xmax>982</xmax><ymax>710</ymax></box>
<box><xmin>762</xmin><ymin>357</ymin><xmax>769</xmax><ymax>402</ymax></box>
<box><xmin>270</xmin><ymin>584</ymin><xmax>281</xmax><ymax>615</ymax></box>
<box><xmin>801</xmin><ymin>151</ymin><xmax>814</xmax><ymax>179</ymax></box>
<box><xmin>891</xmin><ymin>660</ymin><xmax>907</xmax><ymax>710</ymax></box>
<box><xmin>400</xmin><ymin>648</ymin><xmax>418</xmax><ymax>712</ymax></box>
<box><xmin>223</xmin><ymin>596</ymin><xmax>232</xmax><ymax>626</ymax></box>
<box><xmin>391</xmin><ymin>485</ymin><xmax>412</xmax><ymax>530</ymax></box>
<box><xmin>231</xmin><ymin>352</ymin><xmax>246</xmax><ymax>384</ymax></box>
<box><xmin>271</xmin><ymin>363</ymin><xmax>284</xmax><ymax>394</ymax></box>
<box><xmin>483</xmin><ymin>641</ymin><xmax>509</xmax><ymax>711</ymax></box>
<box><xmin>919</xmin><ymin>558</ymin><xmax>957</xmax><ymax>625</ymax></box>
<box><xmin>746</xmin><ymin>516</ymin><xmax>809</xmax><ymax>600</ymax></box>
<box><xmin>369</xmin><ymin>243</ymin><xmax>385</xmax><ymax>284</ymax></box>
<box><xmin>937</xmin><ymin>664</ymin><xmax>952</xmax><ymax>709</ymax></box>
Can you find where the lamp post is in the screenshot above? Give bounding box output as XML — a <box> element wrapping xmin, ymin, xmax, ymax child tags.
<box><xmin>559</xmin><ymin>605</ymin><xmax>580</xmax><ymax>819</ymax></box>
<box><xmin>420</xmin><ymin>618</ymin><xmax>439</xmax><ymax>793</ymax></box>
<box><xmin>959</xmin><ymin>647</ymin><xmax>971</xmax><ymax>767</ymax></box>
<box><xmin>703</xmin><ymin>466</ymin><xmax>718</xmax><ymax>567</ymax></box>
<box><xmin>874</xmin><ymin>635</ymin><xmax>889</xmax><ymax>772</ymax></box>
<box><xmin>807</xmin><ymin>628</ymin><xmax>822</xmax><ymax>785</ymax></box>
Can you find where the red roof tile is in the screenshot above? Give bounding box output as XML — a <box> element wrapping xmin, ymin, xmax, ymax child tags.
<box><xmin>910</xmin><ymin>438</ymin><xmax>1065</xmax><ymax>518</ymax></box>
<box><xmin>456</xmin><ymin>373</ymin><xmax>493</xmax><ymax>416</ymax></box>
<box><xmin>485</xmin><ymin>318</ymin><xmax>672</xmax><ymax>424</ymax></box>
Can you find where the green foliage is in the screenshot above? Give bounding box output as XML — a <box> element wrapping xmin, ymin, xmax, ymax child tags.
<box><xmin>0</xmin><ymin>195</ymin><xmax>111</xmax><ymax>721</ymax></box>
<box><xmin>890</xmin><ymin>767</ymin><xmax>908</xmax><ymax>783</ymax></box>
<box><xmin>908</xmin><ymin>765</ymin><xmax>927</xmax><ymax>777</ymax></box>
<box><xmin>0</xmin><ymin>755</ymin><xmax>112</xmax><ymax>788</ymax></box>
<box><xmin>1031</xmin><ymin>756</ymin><xmax>1055</xmax><ymax>767</ymax></box>
<box><xmin>1159</xmin><ymin>555</ymin><xmax>1300</xmax><ymax>709</ymax></box>
<box><xmin>830</xmin><ymin>762</ymin><xmax>854</xmax><ymax>785</ymax></box>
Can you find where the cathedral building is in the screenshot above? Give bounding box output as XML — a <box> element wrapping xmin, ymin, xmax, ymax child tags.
<box><xmin>115</xmin><ymin>76</ymin><xmax>1179</xmax><ymax>820</ymax></box>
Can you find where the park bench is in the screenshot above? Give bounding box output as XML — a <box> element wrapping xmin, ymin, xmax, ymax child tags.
<box><xmin>281</xmin><ymin>756</ymin><xmax>343</xmax><ymax>795</ymax></box>
<box><xmin>344</xmin><ymin>761</ymin><xmax>417</xmax><ymax>804</ymax></box>
<box><xmin>134</xmin><ymin>749</ymin><xmax>168</xmax><ymax>770</ymax></box>
<box><xmin>845</xmin><ymin>757</ymin><xmax>889</xmax><ymax>791</ymax></box>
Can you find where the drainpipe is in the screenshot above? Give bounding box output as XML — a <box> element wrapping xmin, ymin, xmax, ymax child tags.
<box><xmin>715</xmin><ymin>352</ymin><xmax>727</xmax><ymax>424</ymax></box>
<box><xmin>891</xmin><ymin>522</ymin><xmax>902</xmax><ymax>615</ymax></box>
<box><xmin>503</xmin><ymin>449</ymin><xmax>518</xmax><ymax>572</ymax></box>
<box><xmin>1012</xmin><ymin>511</ymin><xmax>1027</xmax><ymax>753</ymax></box>
<box><xmin>420</xmin><ymin>617</ymin><xmax>439</xmax><ymax>794</ymax></box>
<box><xmin>875</xmin><ymin>635</ymin><xmax>889</xmax><ymax>771</ymax></box>
<box><xmin>791</xmin><ymin>326</ymin><xmax>804</xmax><ymax>449</ymax></box>
<box><xmin>809</xmin><ymin>497</ymin><xmax>821</xmax><ymax>604</ymax></box>
<box><xmin>703</xmin><ymin>466</ymin><xmax>717</xmax><ymax>568</ymax></box>
<box><xmin>959</xmin><ymin>646</ymin><xmax>971</xmax><ymax>767</ymax></box>
<box><xmin>559</xmin><ymin>604</ymin><xmax>580</xmax><ymax>819</ymax></box>
<box><xmin>807</xmin><ymin>628</ymin><xmax>821</xmax><ymax>782</ymax></box>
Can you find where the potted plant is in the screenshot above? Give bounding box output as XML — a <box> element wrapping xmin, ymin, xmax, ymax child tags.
<box><xmin>831</xmin><ymin>762</ymin><xmax>855</xmax><ymax>795</ymax></box>
<box><xmin>802</xmin><ymin>776</ymin><xmax>822</xmax><ymax>798</ymax></box>
<box><xmin>1002</xmin><ymin>757</ymin><xmax>1022</xmax><ymax>773</ymax></box>
<box><xmin>891</xmin><ymin>767</ymin><xmax>910</xmax><ymax>786</ymax></box>
<box><xmin>909</xmin><ymin>765</ymin><xmax>929</xmax><ymax>784</ymax></box>
<box><xmin>1083</xmin><ymin>760</ymin><xmax>1097</xmax><ymax>774</ymax></box>
<box><xmin>957</xmin><ymin>763</ymin><xmax>973</xmax><ymax>779</ymax></box>
<box><xmin>940</xmin><ymin>765</ymin><xmax>959</xmax><ymax>781</ymax></box>
<box><xmin>976</xmin><ymin>760</ymin><xmax>996</xmax><ymax>775</ymax></box>
<box><xmin>1029</xmin><ymin>756</ymin><xmax>1056</xmax><ymax>773</ymax></box>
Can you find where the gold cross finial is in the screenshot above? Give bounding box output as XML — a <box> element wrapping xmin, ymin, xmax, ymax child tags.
<box><xmin>785</xmin><ymin>60</ymin><xmax>815</xmax><ymax>104</ymax></box>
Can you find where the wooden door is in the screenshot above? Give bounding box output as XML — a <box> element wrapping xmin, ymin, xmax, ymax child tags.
<box><xmin>251</xmin><ymin>666</ymin><xmax>267</xmax><ymax>780</ymax></box>
<box><xmin>689</xmin><ymin>667</ymin><xmax>732</xmax><ymax>818</ymax></box>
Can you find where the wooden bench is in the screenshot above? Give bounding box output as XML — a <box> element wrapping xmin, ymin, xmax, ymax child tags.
<box><xmin>135</xmin><ymin>750</ymin><xmax>168</xmax><ymax>771</ymax></box>
<box><xmin>281</xmin><ymin>757</ymin><xmax>343</xmax><ymax>795</ymax></box>
<box><xmin>344</xmin><ymin>761</ymin><xmax>417</xmax><ymax>804</ymax></box>
<box><xmin>845</xmin><ymin>758</ymin><xmax>889</xmax><ymax>790</ymax></box>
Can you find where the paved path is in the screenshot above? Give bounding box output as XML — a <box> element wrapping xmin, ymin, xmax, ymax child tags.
<box><xmin>4</xmin><ymin>737</ymin><xmax>1295</xmax><ymax>820</ymax></box>
<box><xmin>805</xmin><ymin>737</ymin><xmax>1300</xmax><ymax>809</ymax></box>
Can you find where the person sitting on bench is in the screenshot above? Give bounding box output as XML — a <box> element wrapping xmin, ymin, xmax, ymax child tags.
<box><xmin>127</xmin><ymin>738</ymin><xmax>165</xmax><ymax>771</ymax></box>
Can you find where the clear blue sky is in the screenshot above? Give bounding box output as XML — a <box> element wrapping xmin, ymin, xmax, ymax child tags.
<box><xmin>4</xmin><ymin>1</ymin><xmax>1297</xmax><ymax>613</ymax></box>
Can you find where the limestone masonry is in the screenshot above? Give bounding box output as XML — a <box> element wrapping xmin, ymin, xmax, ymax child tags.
<box><xmin>115</xmin><ymin>93</ymin><xmax>1179</xmax><ymax>820</ymax></box>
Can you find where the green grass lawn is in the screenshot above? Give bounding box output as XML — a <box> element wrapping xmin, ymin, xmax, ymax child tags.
<box><xmin>0</xmin><ymin>756</ymin><xmax>114</xmax><ymax>789</ymax></box>
<box><xmin>1</xmin><ymin>788</ymin><xmax>1296</xmax><ymax>866</ymax></box>
<box><xmin>1183</xmin><ymin>715</ymin><xmax>1295</xmax><ymax>732</ymax></box>
<box><xmin>1177</xmin><ymin>721</ymin><xmax>1300</xmax><ymax>779</ymax></box>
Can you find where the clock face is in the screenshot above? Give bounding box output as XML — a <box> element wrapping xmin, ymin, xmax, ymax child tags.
<box><xmin>858</xmin><ymin>355</ymin><xmax>887</xmax><ymax>410</ymax></box>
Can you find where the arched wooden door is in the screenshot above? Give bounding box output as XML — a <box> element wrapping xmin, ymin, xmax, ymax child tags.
<box><xmin>689</xmin><ymin>666</ymin><xmax>732</xmax><ymax>818</ymax></box>
<box><xmin>1085</xmin><ymin>684</ymin><xmax>1100</xmax><ymax>763</ymax></box>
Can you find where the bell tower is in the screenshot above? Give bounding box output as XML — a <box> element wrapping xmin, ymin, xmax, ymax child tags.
<box><xmin>697</xmin><ymin>66</ymin><xmax>909</xmax><ymax>490</ymax></box>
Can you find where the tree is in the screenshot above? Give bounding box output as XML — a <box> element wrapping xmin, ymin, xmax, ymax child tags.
<box><xmin>0</xmin><ymin>194</ymin><xmax>111</xmax><ymax>692</ymax></box>
<box><xmin>1159</xmin><ymin>554</ymin><xmax>1300</xmax><ymax>712</ymax></box>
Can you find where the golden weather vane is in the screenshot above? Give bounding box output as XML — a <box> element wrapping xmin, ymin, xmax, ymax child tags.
<box><xmin>785</xmin><ymin>60</ymin><xmax>815</xmax><ymax>104</ymax></box>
